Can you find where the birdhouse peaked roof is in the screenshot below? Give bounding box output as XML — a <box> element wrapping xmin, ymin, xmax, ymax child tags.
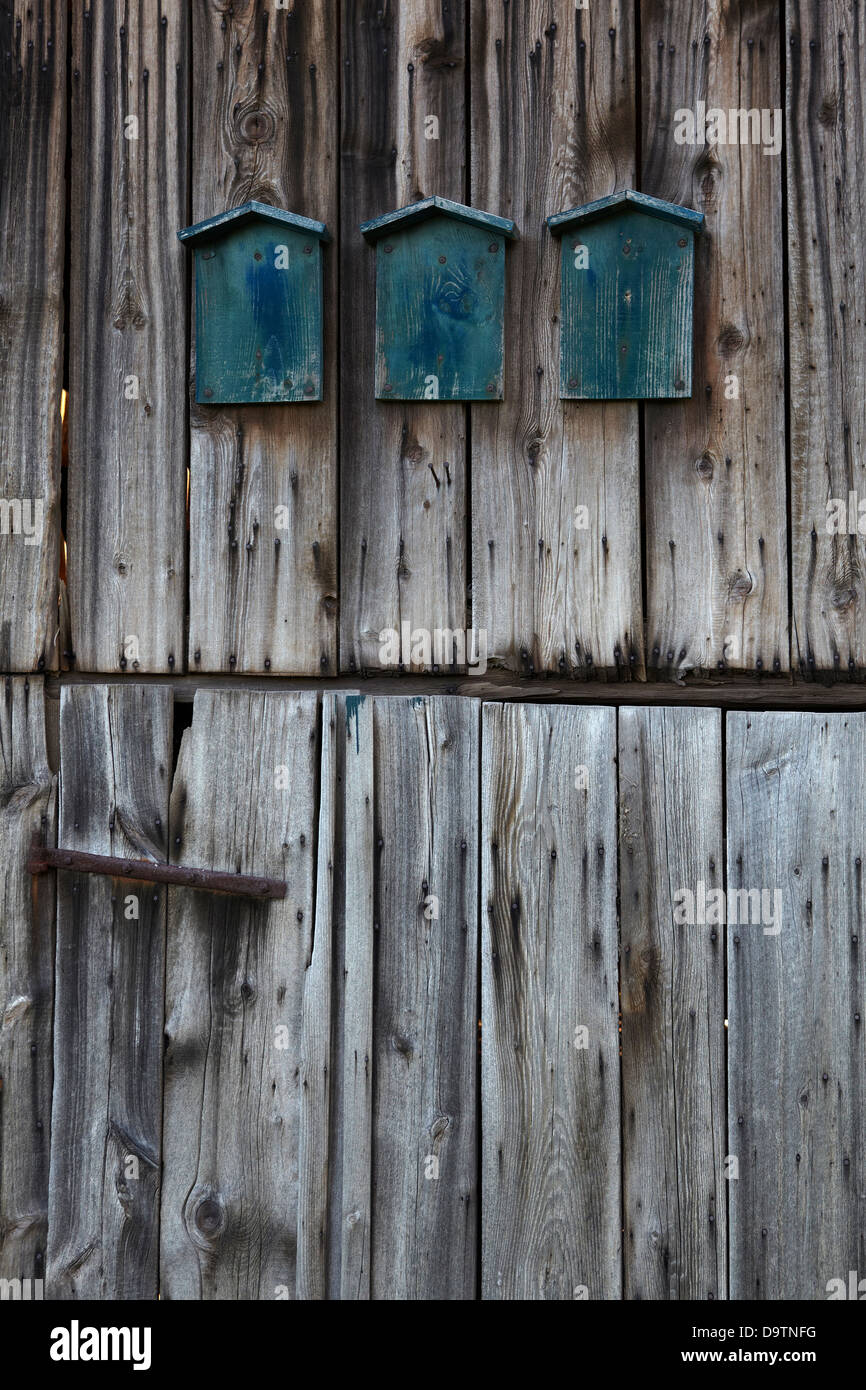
<box><xmin>360</xmin><ymin>196</ymin><xmax>518</xmax><ymax>244</ymax></box>
<box><xmin>547</xmin><ymin>190</ymin><xmax>704</xmax><ymax>236</ymax></box>
<box><xmin>178</xmin><ymin>200</ymin><xmax>330</xmax><ymax>246</ymax></box>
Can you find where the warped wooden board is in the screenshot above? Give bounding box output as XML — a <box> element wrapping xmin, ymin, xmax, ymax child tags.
<box><xmin>0</xmin><ymin>4</ymin><xmax>65</xmax><ymax>672</ymax></box>
<box><xmin>47</xmin><ymin>684</ymin><xmax>171</xmax><ymax>1298</ymax></box>
<box><xmin>188</xmin><ymin>0</ymin><xmax>337</xmax><ymax>674</ymax></box>
<box><xmin>470</xmin><ymin>0</ymin><xmax>643</xmax><ymax>678</ymax></box>
<box><xmin>371</xmin><ymin>696</ymin><xmax>478</xmax><ymax>1298</ymax></box>
<box><xmin>727</xmin><ymin>712</ymin><xmax>866</xmax><ymax>1298</ymax></box>
<box><xmin>160</xmin><ymin>691</ymin><xmax>319</xmax><ymax>1300</ymax></box>
<box><xmin>481</xmin><ymin>703</ymin><xmax>620</xmax><ymax>1299</ymax></box>
<box><xmin>0</xmin><ymin>678</ymin><xmax>56</xmax><ymax>1290</ymax></box>
<box><xmin>642</xmin><ymin>0</ymin><xmax>787</xmax><ymax>677</ymax></box>
<box><xmin>619</xmin><ymin>706</ymin><xmax>726</xmax><ymax>1299</ymax></box>
<box><xmin>66</xmin><ymin>3</ymin><xmax>187</xmax><ymax>672</ymax></box>
<box><xmin>788</xmin><ymin>4</ymin><xmax>866</xmax><ymax>675</ymax></box>
<box><xmin>324</xmin><ymin>693</ymin><xmax>374</xmax><ymax>1300</ymax></box>
<box><xmin>340</xmin><ymin>0</ymin><xmax>468</xmax><ymax>672</ymax></box>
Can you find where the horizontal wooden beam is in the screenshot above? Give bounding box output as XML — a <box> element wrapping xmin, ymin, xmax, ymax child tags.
<box><xmin>44</xmin><ymin>671</ymin><xmax>866</xmax><ymax>711</ymax></box>
<box><xmin>27</xmin><ymin>845</ymin><xmax>287</xmax><ymax>901</ymax></box>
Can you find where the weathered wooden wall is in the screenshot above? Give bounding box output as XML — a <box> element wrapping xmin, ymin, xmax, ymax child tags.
<box><xmin>4</xmin><ymin>683</ymin><xmax>863</xmax><ymax>1300</ymax></box>
<box><xmin>4</xmin><ymin>0</ymin><xmax>864</xmax><ymax>681</ymax></box>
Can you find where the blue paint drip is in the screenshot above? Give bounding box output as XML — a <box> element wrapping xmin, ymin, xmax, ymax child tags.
<box><xmin>344</xmin><ymin>694</ymin><xmax>367</xmax><ymax>753</ymax></box>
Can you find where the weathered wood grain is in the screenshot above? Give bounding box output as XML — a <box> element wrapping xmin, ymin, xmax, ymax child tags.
<box><xmin>296</xmin><ymin>692</ymin><xmax>334</xmax><ymax>1299</ymax></box>
<box><xmin>470</xmin><ymin>0</ymin><xmax>643</xmax><ymax>678</ymax></box>
<box><xmin>371</xmin><ymin>695</ymin><xmax>478</xmax><ymax>1298</ymax></box>
<box><xmin>188</xmin><ymin>0</ymin><xmax>337</xmax><ymax>674</ymax></box>
<box><xmin>788</xmin><ymin>4</ymin><xmax>866</xmax><ymax>676</ymax></box>
<box><xmin>481</xmin><ymin>702</ymin><xmax>620</xmax><ymax>1299</ymax></box>
<box><xmin>642</xmin><ymin>0</ymin><xmax>787</xmax><ymax>677</ymax></box>
<box><xmin>619</xmin><ymin>706</ymin><xmax>726</xmax><ymax>1299</ymax></box>
<box><xmin>66</xmin><ymin>2</ymin><xmax>188</xmax><ymax>672</ymax></box>
<box><xmin>340</xmin><ymin>0</ymin><xmax>468</xmax><ymax>672</ymax></box>
<box><xmin>325</xmin><ymin>693</ymin><xmax>374</xmax><ymax>1300</ymax></box>
<box><xmin>0</xmin><ymin>678</ymin><xmax>56</xmax><ymax>1292</ymax></box>
<box><xmin>47</xmin><ymin>684</ymin><xmax>171</xmax><ymax>1298</ymax></box>
<box><xmin>0</xmin><ymin>3</ymin><xmax>65</xmax><ymax>673</ymax></box>
<box><xmin>160</xmin><ymin>691</ymin><xmax>319</xmax><ymax>1299</ymax></box>
<box><xmin>727</xmin><ymin>712</ymin><xmax>866</xmax><ymax>1298</ymax></box>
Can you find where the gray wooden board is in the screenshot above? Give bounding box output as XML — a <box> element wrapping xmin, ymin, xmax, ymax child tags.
<box><xmin>0</xmin><ymin>678</ymin><xmax>57</xmax><ymax>1289</ymax></box>
<box><xmin>371</xmin><ymin>695</ymin><xmax>478</xmax><ymax>1297</ymax></box>
<box><xmin>340</xmin><ymin>0</ymin><xmax>469</xmax><ymax>673</ymax></box>
<box><xmin>788</xmin><ymin>2</ymin><xmax>866</xmax><ymax>676</ymax></box>
<box><xmin>187</xmin><ymin>0</ymin><xmax>338</xmax><ymax>674</ymax></box>
<box><xmin>0</xmin><ymin>3</ymin><xmax>65</xmax><ymax>672</ymax></box>
<box><xmin>619</xmin><ymin>706</ymin><xmax>727</xmax><ymax>1299</ymax></box>
<box><xmin>642</xmin><ymin>0</ymin><xmax>787</xmax><ymax>677</ymax></box>
<box><xmin>470</xmin><ymin>0</ymin><xmax>643</xmax><ymax>678</ymax></box>
<box><xmin>160</xmin><ymin>690</ymin><xmax>319</xmax><ymax>1299</ymax></box>
<box><xmin>325</xmin><ymin>692</ymin><xmax>374</xmax><ymax>1300</ymax></box>
<box><xmin>727</xmin><ymin>711</ymin><xmax>866</xmax><ymax>1298</ymax></box>
<box><xmin>66</xmin><ymin>3</ymin><xmax>188</xmax><ymax>672</ymax></box>
<box><xmin>481</xmin><ymin>702</ymin><xmax>620</xmax><ymax>1299</ymax></box>
<box><xmin>47</xmin><ymin>684</ymin><xmax>171</xmax><ymax>1298</ymax></box>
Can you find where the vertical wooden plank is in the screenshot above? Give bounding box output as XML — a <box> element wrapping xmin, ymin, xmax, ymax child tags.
<box><xmin>619</xmin><ymin>706</ymin><xmax>726</xmax><ymax>1300</ymax></box>
<box><xmin>727</xmin><ymin>712</ymin><xmax>866</xmax><ymax>1298</ymax></box>
<box><xmin>325</xmin><ymin>693</ymin><xmax>374</xmax><ymax>1300</ymax></box>
<box><xmin>471</xmin><ymin>1</ymin><xmax>643</xmax><ymax>678</ymax></box>
<box><xmin>0</xmin><ymin>2</ymin><xmax>65</xmax><ymax>672</ymax></box>
<box><xmin>296</xmin><ymin>691</ymin><xmax>333</xmax><ymax>1300</ymax></box>
<box><xmin>340</xmin><ymin>2</ymin><xmax>468</xmax><ymax>672</ymax></box>
<box><xmin>67</xmin><ymin>3</ymin><xmax>188</xmax><ymax>673</ymax></box>
<box><xmin>481</xmin><ymin>702</ymin><xmax>620</xmax><ymax>1299</ymax></box>
<box><xmin>788</xmin><ymin>5</ymin><xmax>866</xmax><ymax>676</ymax></box>
<box><xmin>371</xmin><ymin>695</ymin><xmax>478</xmax><ymax>1298</ymax></box>
<box><xmin>0</xmin><ymin>678</ymin><xmax>56</xmax><ymax>1292</ymax></box>
<box><xmin>642</xmin><ymin>1</ymin><xmax>787</xmax><ymax>677</ymax></box>
<box><xmin>47</xmin><ymin>684</ymin><xmax>171</xmax><ymax>1298</ymax></box>
<box><xmin>160</xmin><ymin>691</ymin><xmax>319</xmax><ymax>1299</ymax></box>
<box><xmin>188</xmin><ymin>0</ymin><xmax>337</xmax><ymax>675</ymax></box>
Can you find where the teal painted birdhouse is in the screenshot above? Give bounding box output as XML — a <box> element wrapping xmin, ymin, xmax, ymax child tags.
<box><xmin>360</xmin><ymin>196</ymin><xmax>518</xmax><ymax>400</ymax></box>
<box><xmin>178</xmin><ymin>201</ymin><xmax>329</xmax><ymax>404</ymax></box>
<box><xmin>547</xmin><ymin>191</ymin><xmax>704</xmax><ymax>400</ymax></box>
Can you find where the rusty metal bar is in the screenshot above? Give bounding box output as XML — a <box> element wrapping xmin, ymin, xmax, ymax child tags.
<box><xmin>27</xmin><ymin>846</ymin><xmax>287</xmax><ymax>901</ymax></box>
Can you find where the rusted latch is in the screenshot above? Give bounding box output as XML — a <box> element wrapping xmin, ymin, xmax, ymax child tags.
<box><xmin>27</xmin><ymin>845</ymin><xmax>287</xmax><ymax>902</ymax></box>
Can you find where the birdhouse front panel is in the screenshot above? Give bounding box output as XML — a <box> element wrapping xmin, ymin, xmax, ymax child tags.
<box><xmin>372</xmin><ymin>215</ymin><xmax>508</xmax><ymax>400</ymax></box>
<box><xmin>551</xmin><ymin>194</ymin><xmax>703</xmax><ymax>400</ymax></box>
<box><xmin>190</xmin><ymin>218</ymin><xmax>325</xmax><ymax>404</ymax></box>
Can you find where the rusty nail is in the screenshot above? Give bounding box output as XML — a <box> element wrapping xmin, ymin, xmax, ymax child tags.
<box><xmin>438</xmin><ymin>254</ymin><xmax>447</xmax><ymax>264</ymax></box>
<box><xmin>303</xmin><ymin>244</ymin><xmax>312</xmax><ymax>254</ymax></box>
<box><xmin>674</xmin><ymin>379</ymin><xmax>686</xmax><ymax>390</ymax></box>
<box><xmin>384</xmin><ymin>384</ymin><xmax>393</xmax><ymax>392</ymax></box>
<box><xmin>254</xmin><ymin>251</ymin><xmax>262</xmax><ymax>261</ymax></box>
<box><xmin>678</xmin><ymin>237</ymin><xmax>687</xmax><ymax>247</ymax></box>
<box><xmin>204</xmin><ymin>388</ymin><xmax>213</xmax><ymax>398</ymax></box>
<box><xmin>488</xmin><ymin>242</ymin><xmax>499</xmax><ymax>252</ymax></box>
<box><xmin>568</xmin><ymin>376</ymin><xmax>579</xmax><ymax>388</ymax></box>
<box><xmin>383</xmin><ymin>244</ymin><xmax>393</xmax><ymax>254</ymax></box>
<box><xmin>486</xmin><ymin>382</ymin><xmax>496</xmax><ymax>394</ymax></box>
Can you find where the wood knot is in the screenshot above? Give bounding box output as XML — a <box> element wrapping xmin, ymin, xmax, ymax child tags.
<box><xmin>695</xmin><ymin>452</ymin><xmax>715</xmax><ymax>482</ymax></box>
<box><xmin>717</xmin><ymin>321</ymin><xmax>746</xmax><ymax>356</ymax></box>
<box><xmin>186</xmin><ymin>1186</ymin><xmax>227</xmax><ymax>1247</ymax></box>
<box><xmin>729</xmin><ymin>570</ymin><xmax>755</xmax><ymax>600</ymax></box>
<box><xmin>236</xmin><ymin>105</ymin><xmax>275</xmax><ymax>145</ymax></box>
<box><xmin>830</xmin><ymin>582</ymin><xmax>857</xmax><ymax>612</ymax></box>
<box><xmin>818</xmin><ymin>93</ymin><xmax>838</xmax><ymax>127</ymax></box>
